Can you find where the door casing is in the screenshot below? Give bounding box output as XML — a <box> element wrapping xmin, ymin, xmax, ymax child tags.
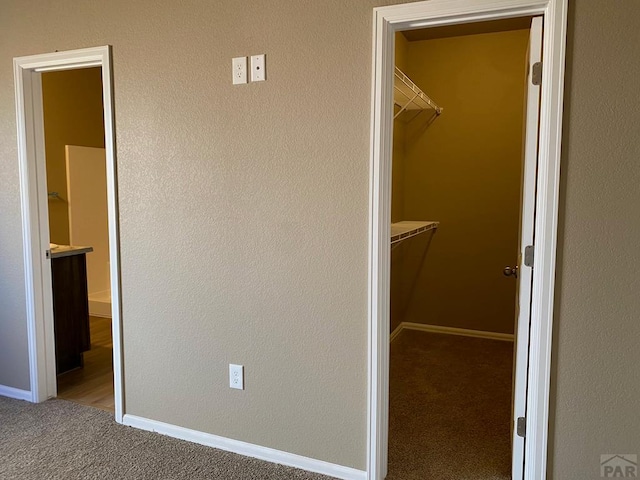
<box><xmin>14</xmin><ymin>46</ymin><xmax>125</xmax><ymax>423</ymax></box>
<box><xmin>367</xmin><ymin>1</ymin><xmax>568</xmax><ymax>479</ymax></box>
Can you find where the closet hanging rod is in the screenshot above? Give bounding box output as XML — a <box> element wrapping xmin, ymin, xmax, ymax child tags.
<box><xmin>394</xmin><ymin>66</ymin><xmax>443</xmax><ymax>120</ymax></box>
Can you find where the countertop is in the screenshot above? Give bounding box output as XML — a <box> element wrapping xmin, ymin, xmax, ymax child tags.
<box><xmin>50</xmin><ymin>244</ymin><xmax>93</xmax><ymax>259</ymax></box>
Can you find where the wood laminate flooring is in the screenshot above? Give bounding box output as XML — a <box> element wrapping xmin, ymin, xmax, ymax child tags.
<box><xmin>57</xmin><ymin>316</ymin><xmax>114</xmax><ymax>412</ymax></box>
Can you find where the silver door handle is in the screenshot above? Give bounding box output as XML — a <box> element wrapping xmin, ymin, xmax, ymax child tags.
<box><xmin>503</xmin><ymin>265</ymin><xmax>518</xmax><ymax>278</ymax></box>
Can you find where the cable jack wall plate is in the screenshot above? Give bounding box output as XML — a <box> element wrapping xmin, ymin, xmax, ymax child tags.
<box><xmin>250</xmin><ymin>54</ymin><xmax>266</xmax><ymax>82</ymax></box>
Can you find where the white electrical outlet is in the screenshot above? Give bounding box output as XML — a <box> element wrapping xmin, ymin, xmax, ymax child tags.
<box><xmin>232</xmin><ymin>57</ymin><xmax>247</xmax><ymax>85</ymax></box>
<box><xmin>250</xmin><ymin>54</ymin><xmax>266</xmax><ymax>82</ymax></box>
<box><xmin>229</xmin><ymin>364</ymin><xmax>244</xmax><ymax>390</ymax></box>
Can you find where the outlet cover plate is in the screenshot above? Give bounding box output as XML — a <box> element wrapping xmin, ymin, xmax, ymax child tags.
<box><xmin>229</xmin><ymin>364</ymin><xmax>244</xmax><ymax>390</ymax></box>
<box><xmin>232</xmin><ymin>57</ymin><xmax>247</xmax><ymax>85</ymax></box>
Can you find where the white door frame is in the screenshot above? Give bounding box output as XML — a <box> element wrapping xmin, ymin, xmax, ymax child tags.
<box><xmin>367</xmin><ymin>1</ymin><xmax>567</xmax><ymax>479</ymax></box>
<box><xmin>14</xmin><ymin>46</ymin><xmax>125</xmax><ymax>423</ymax></box>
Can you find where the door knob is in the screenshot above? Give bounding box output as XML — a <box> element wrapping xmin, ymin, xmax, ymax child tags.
<box><xmin>503</xmin><ymin>265</ymin><xmax>518</xmax><ymax>278</ymax></box>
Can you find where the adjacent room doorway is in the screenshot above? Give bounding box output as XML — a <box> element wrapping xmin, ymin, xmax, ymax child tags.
<box><xmin>14</xmin><ymin>46</ymin><xmax>124</xmax><ymax>423</ymax></box>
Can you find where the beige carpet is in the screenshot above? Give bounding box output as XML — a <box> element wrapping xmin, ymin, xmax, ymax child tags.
<box><xmin>0</xmin><ymin>397</ymin><xmax>332</xmax><ymax>480</ymax></box>
<box><xmin>387</xmin><ymin>330</ymin><xmax>513</xmax><ymax>480</ymax></box>
<box><xmin>1</xmin><ymin>332</ymin><xmax>513</xmax><ymax>479</ymax></box>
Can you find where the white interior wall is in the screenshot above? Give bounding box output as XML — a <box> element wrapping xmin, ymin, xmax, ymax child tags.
<box><xmin>66</xmin><ymin>145</ymin><xmax>111</xmax><ymax>317</ymax></box>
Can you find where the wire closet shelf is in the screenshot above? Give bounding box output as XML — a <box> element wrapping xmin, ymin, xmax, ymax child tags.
<box><xmin>393</xmin><ymin>66</ymin><xmax>443</xmax><ymax>120</ymax></box>
<box><xmin>391</xmin><ymin>221</ymin><xmax>439</xmax><ymax>250</ymax></box>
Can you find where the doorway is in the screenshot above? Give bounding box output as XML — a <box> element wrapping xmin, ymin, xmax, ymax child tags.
<box><xmin>388</xmin><ymin>17</ymin><xmax>536</xmax><ymax>479</ymax></box>
<box><xmin>367</xmin><ymin>1</ymin><xmax>567</xmax><ymax>480</ymax></box>
<box><xmin>14</xmin><ymin>46</ymin><xmax>124</xmax><ymax>422</ymax></box>
<box><xmin>41</xmin><ymin>67</ymin><xmax>113</xmax><ymax>411</ymax></box>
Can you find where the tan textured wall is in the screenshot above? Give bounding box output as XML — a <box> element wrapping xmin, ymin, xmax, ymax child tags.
<box><xmin>549</xmin><ymin>1</ymin><xmax>640</xmax><ymax>477</ymax></box>
<box><xmin>399</xmin><ymin>30</ymin><xmax>529</xmax><ymax>334</ymax></box>
<box><xmin>0</xmin><ymin>0</ymin><xmax>638</xmax><ymax>473</ymax></box>
<box><xmin>0</xmin><ymin>0</ymin><xmax>413</xmax><ymax>468</ymax></box>
<box><xmin>42</xmin><ymin>68</ymin><xmax>105</xmax><ymax>245</ymax></box>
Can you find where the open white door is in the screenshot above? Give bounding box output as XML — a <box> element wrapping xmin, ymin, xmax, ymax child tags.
<box><xmin>511</xmin><ymin>15</ymin><xmax>543</xmax><ymax>479</ymax></box>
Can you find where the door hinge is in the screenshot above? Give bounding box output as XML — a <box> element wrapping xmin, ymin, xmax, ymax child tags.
<box><xmin>45</xmin><ymin>249</ymin><xmax>51</xmax><ymax>260</ymax></box>
<box><xmin>524</xmin><ymin>245</ymin><xmax>534</xmax><ymax>267</ymax></box>
<box><xmin>532</xmin><ymin>62</ymin><xmax>542</xmax><ymax>86</ymax></box>
<box><xmin>517</xmin><ymin>417</ymin><xmax>526</xmax><ymax>438</ymax></box>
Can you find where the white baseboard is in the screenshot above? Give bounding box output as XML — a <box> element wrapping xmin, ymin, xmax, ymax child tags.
<box><xmin>390</xmin><ymin>324</ymin><xmax>403</xmax><ymax>343</ymax></box>
<box><xmin>122</xmin><ymin>414</ymin><xmax>366</xmax><ymax>480</ymax></box>
<box><xmin>0</xmin><ymin>384</ymin><xmax>32</xmax><ymax>401</ymax></box>
<box><xmin>391</xmin><ymin>321</ymin><xmax>514</xmax><ymax>342</ymax></box>
<box><xmin>89</xmin><ymin>291</ymin><xmax>112</xmax><ymax>318</ymax></box>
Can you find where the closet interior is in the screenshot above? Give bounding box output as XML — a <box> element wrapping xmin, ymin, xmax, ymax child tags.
<box><xmin>391</xmin><ymin>66</ymin><xmax>442</xmax><ymax>251</ymax></box>
<box><xmin>387</xmin><ymin>18</ymin><xmax>532</xmax><ymax>480</ymax></box>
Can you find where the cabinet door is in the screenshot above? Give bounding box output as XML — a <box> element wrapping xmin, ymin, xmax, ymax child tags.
<box><xmin>52</xmin><ymin>254</ymin><xmax>90</xmax><ymax>374</ymax></box>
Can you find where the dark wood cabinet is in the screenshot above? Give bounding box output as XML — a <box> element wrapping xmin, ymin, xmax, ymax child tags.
<box><xmin>51</xmin><ymin>253</ymin><xmax>91</xmax><ymax>374</ymax></box>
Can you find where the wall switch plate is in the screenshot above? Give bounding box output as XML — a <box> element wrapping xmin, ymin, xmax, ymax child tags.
<box><xmin>229</xmin><ymin>364</ymin><xmax>244</xmax><ymax>390</ymax></box>
<box><xmin>250</xmin><ymin>54</ymin><xmax>266</xmax><ymax>82</ymax></box>
<box><xmin>232</xmin><ymin>57</ymin><xmax>247</xmax><ymax>85</ymax></box>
